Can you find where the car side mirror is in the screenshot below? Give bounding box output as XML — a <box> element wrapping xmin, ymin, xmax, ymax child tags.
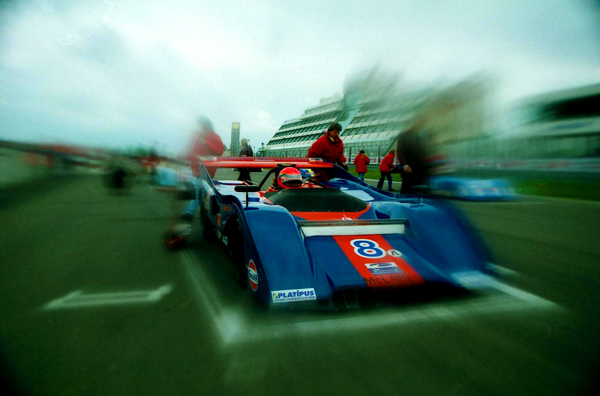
<box><xmin>412</xmin><ymin>185</ymin><xmax>429</xmax><ymax>206</ymax></box>
<box><xmin>235</xmin><ymin>185</ymin><xmax>260</xmax><ymax>209</ymax></box>
<box><xmin>234</xmin><ymin>185</ymin><xmax>260</xmax><ymax>193</ymax></box>
<box><xmin>412</xmin><ymin>185</ymin><xmax>429</xmax><ymax>194</ymax></box>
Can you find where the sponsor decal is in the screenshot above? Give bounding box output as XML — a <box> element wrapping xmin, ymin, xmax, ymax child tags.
<box><xmin>387</xmin><ymin>249</ymin><xmax>402</xmax><ymax>257</ymax></box>
<box><xmin>221</xmin><ymin>204</ymin><xmax>233</xmax><ymax>213</ymax></box>
<box><xmin>365</xmin><ymin>262</ymin><xmax>403</xmax><ymax>275</ymax></box>
<box><xmin>333</xmin><ymin>235</ymin><xmax>424</xmax><ymax>289</ymax></box>
<box><xmin>272</xmin><ymin>288</ymin><xmax>317</xmax><ymax>303</ymax></box>
<box><xmin>204</xmin><ymin>190</ymin><xmax>211</xmax><ymax>208</ymax></box>
<box><xmin>217</xmin><ymin>213</ymin><xmax>222</xmax><ymax>228</ymax></box>
<box><xmin>364</xmin><ymin>274</ymin><xmax>409</xmax><ymax>286</ymax></box>
<box><xmin>248</xmin><ymin>260</ymin><xmax>258</xmax><ymax>291</ymax></box>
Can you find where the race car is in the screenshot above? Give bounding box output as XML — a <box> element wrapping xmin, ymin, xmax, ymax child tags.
<box><xmin>428</xmin><ymin>176</ymin><xmax>516</xmax><ymax>201</ymax></box>
<box><xmin>196</xmin><ymin>156</ymin><xmax>494</xmax><ymax>308</ymax></box>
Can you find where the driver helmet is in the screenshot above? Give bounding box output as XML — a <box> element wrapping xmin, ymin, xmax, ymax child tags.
<box><xmin>277</xmin><ymin>167</ymin><xmax>303</xmax><ymax>189</ymax></box>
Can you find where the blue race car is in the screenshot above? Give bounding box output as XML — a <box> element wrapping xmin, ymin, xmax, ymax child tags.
<box><xmin>428</xmin><ymin>176</ymin><xmax>516</xmax><ymax>201</ymax></box>
<box><xmin>196</xmin><ymin>157</ymin><xmax>494</xmax><ymax>308</ymax></box>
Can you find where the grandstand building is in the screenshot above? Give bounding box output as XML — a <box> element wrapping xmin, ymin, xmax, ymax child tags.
<box><xmin>264</xmin><ymin>73</ymin><xmax>598</xmax><ymax>165</ymax></box>
<box><xmin>263</xmin><ymin>71</ymin><xmax>490</xmax><ymax>163</ymax></box>
<box><xmin>339</xmin><ymin>74</ymin><xmax>429</xmax><ymax>162</ymax></box>
<box><xmin>263</xmin><ymin>94</ymin><xmax>344</xmax><ymax>159</ymax></box>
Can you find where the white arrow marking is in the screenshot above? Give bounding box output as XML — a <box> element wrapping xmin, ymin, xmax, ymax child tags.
<box><xmin>42</xmin><ymin>284</ymin><xmax>173</xmax><ymax>310</ymax></box>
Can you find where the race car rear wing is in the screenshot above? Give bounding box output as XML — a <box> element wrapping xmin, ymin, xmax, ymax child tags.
<box><xmin>298</xmin><ymin>219</ymin><xmax>406</xmax><ymax>237</ymax></box>
<box><xmin>200</xmin><ymin>156</ymin><xmax>334</xmax><ymax>169</ymax></box>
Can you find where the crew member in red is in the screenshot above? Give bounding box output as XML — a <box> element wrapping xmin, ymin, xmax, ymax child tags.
<box><xmin>307</xmin><ymin>122</ymin><xmax>346</xmax><ymax>165</ymax></box>
<box><xmin>307</xmin><ymin>122</ymin><xmax>347</xmax><ymax>180</ymax></box>
<box><xmin>181</xmin><ymin>116</ymin><xmax>224</xmax><ymax>223</ymax></box>
<box><xmin>186</xmin><ymin>116</ymin><xmax>225</xmax><ymax>178</ymax></box>
<box><xmin>377</xmin><ymin>149</ymin><xmax>396</xmax><ymax>191</ymax></box>
<box><xmin>165</xmin><ymin>116</ymin><xmax>225</xmax><ymax>249</ymax></box>
<box><xmin>353</xmin><ymin>149</ymin><xmax>370</xmax><ymax>181</ymax></box>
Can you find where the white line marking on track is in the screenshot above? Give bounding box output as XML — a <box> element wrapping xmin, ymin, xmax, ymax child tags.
<box><xmin>242</xmin><ymin>288</ymin><xmax>559</xmax><ymax>344</ymax></box>
<box><xmin>487</xmin><ymin>278</ymin><xmax>551</xmax><ymax>305</ymax></box>
<box><xmin>181</xmin><ymin>249</ymin><xmax>561</xmax><ymax>348</ymax></box>
<box><xmin>180</xmin><ymin>250</ymin><xmax>245</xmax><ymax>345</ymax></box>
<box><xmin>487</xmin><ymin>263</ymin><xmax>519</xmax><ymax>277</ymax></box>
<box><xmin>41</xmin><ymin>284</ymin><xmax>173</xmax><ymax>310</ymax></box>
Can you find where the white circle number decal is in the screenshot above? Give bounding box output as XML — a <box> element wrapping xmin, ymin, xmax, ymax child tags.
<box><xmin>351</xmin><ymin>239</ymin><xmax>386</xmax><ymax>258</ymax></box>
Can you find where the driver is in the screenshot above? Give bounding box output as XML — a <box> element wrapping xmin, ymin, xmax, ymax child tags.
<box><xmin>278</xmin><ymin>167</ymin><xmax>303</xmax><ymax>189</ymax></box>
<box><xmin>266</xmin><ymin>167</ymin><xmax>303</xmax><ymax>192</ymax></box>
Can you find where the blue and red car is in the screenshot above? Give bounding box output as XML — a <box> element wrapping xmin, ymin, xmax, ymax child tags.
<box><xmin>196</xmin><ymin>157</ymin><xmax>494</xmax><ymax>307</ymax></box>
<box><xmin>428</xmin><ymin>176</ymin><xmax>516</xmax><ymax>201</ymax></box>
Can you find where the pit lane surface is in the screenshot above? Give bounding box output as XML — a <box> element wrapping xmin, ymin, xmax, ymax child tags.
<box><xmin>2</xmin><ymin>172</ymin><xmax>599</xmax><ymax>395</ymax></box>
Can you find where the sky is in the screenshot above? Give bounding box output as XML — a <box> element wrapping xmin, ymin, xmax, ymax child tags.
<box><xmin>2</xmin><ymin>0</ymin><xmax>599</xmax><ymax>155</ymax></box>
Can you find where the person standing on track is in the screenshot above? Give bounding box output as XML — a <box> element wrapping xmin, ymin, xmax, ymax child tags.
<box><xmin>237</xmin><ymin>138</ymin><xmax>253</xmax><ymax>183</ymax></box>
<box><xmin>165</xmin><ymin>116</ymin><xmax>225</xmax><ymax>249</ymax></box>
<box><xmin>377</xmin><ymin>149</ymin><xmax>396</xmax><ymax>191</ymax></box>
<box><xmin>307</xmin><ymin>122</ymin><xmax>347</xmax><ymax>180</ymax></box>
<box><xmin>396</xmin><ymin>117</ymin><xmax>428</xmax><ymax>194</ymax></box>
<box><xmin>181</xmin><ymin>116</ymin><xmax>224</xmax><ymax>224</ymax></box>
<box><xmin>353</xmin><ymin>149</ymin><xmax>370</xmax><ymax>181</ymax></box>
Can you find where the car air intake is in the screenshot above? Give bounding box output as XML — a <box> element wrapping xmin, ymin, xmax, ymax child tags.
<box><xmin>298</xmin><ymin>219</ymin><xmax>406</xmax><ymax>237</ymax></box>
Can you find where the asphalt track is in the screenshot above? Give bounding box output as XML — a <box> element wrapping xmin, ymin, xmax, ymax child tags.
<box><xmin>2</xmin><ymin>170</ymin><xmax>600</xmax><ymax>395</ymax></box>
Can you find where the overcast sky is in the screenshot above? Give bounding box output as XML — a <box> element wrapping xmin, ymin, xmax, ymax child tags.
<box><xmin>2</xmin><ymin>0</ymin><xmax>599</xmax><ymax>155</ymax></box>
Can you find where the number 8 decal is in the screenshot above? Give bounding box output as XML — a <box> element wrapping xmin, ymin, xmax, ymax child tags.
<box><xmin>351</xmin><ymin>239</ymin><xmax>386</xmax><ymax>258</ymax></box>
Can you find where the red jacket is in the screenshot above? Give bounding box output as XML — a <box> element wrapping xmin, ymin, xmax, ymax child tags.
<box><xmin>353</xmin><ymin>153</ymin><xmax>370</xmax><ymax>173</ymax></box>
<box><xmin>379</xmin><ymin>152</ymin><xmax>395</xmax><ymax>172</ymax></box>
<box><xmin>187</xmin><ymin>130</ymin><xmax>225</xmax><ymax>177</ymax></box>
<box><xmin>307</xmin><ymin>133</ymin><xmax>346</xmax><ymax>164</ymax></box>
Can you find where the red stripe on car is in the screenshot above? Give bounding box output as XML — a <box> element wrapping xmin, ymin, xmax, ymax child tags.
<box><xmin>333</xmin><ymin>235</ymin><xmax>424</xmax><ymax>288</ymax></box>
